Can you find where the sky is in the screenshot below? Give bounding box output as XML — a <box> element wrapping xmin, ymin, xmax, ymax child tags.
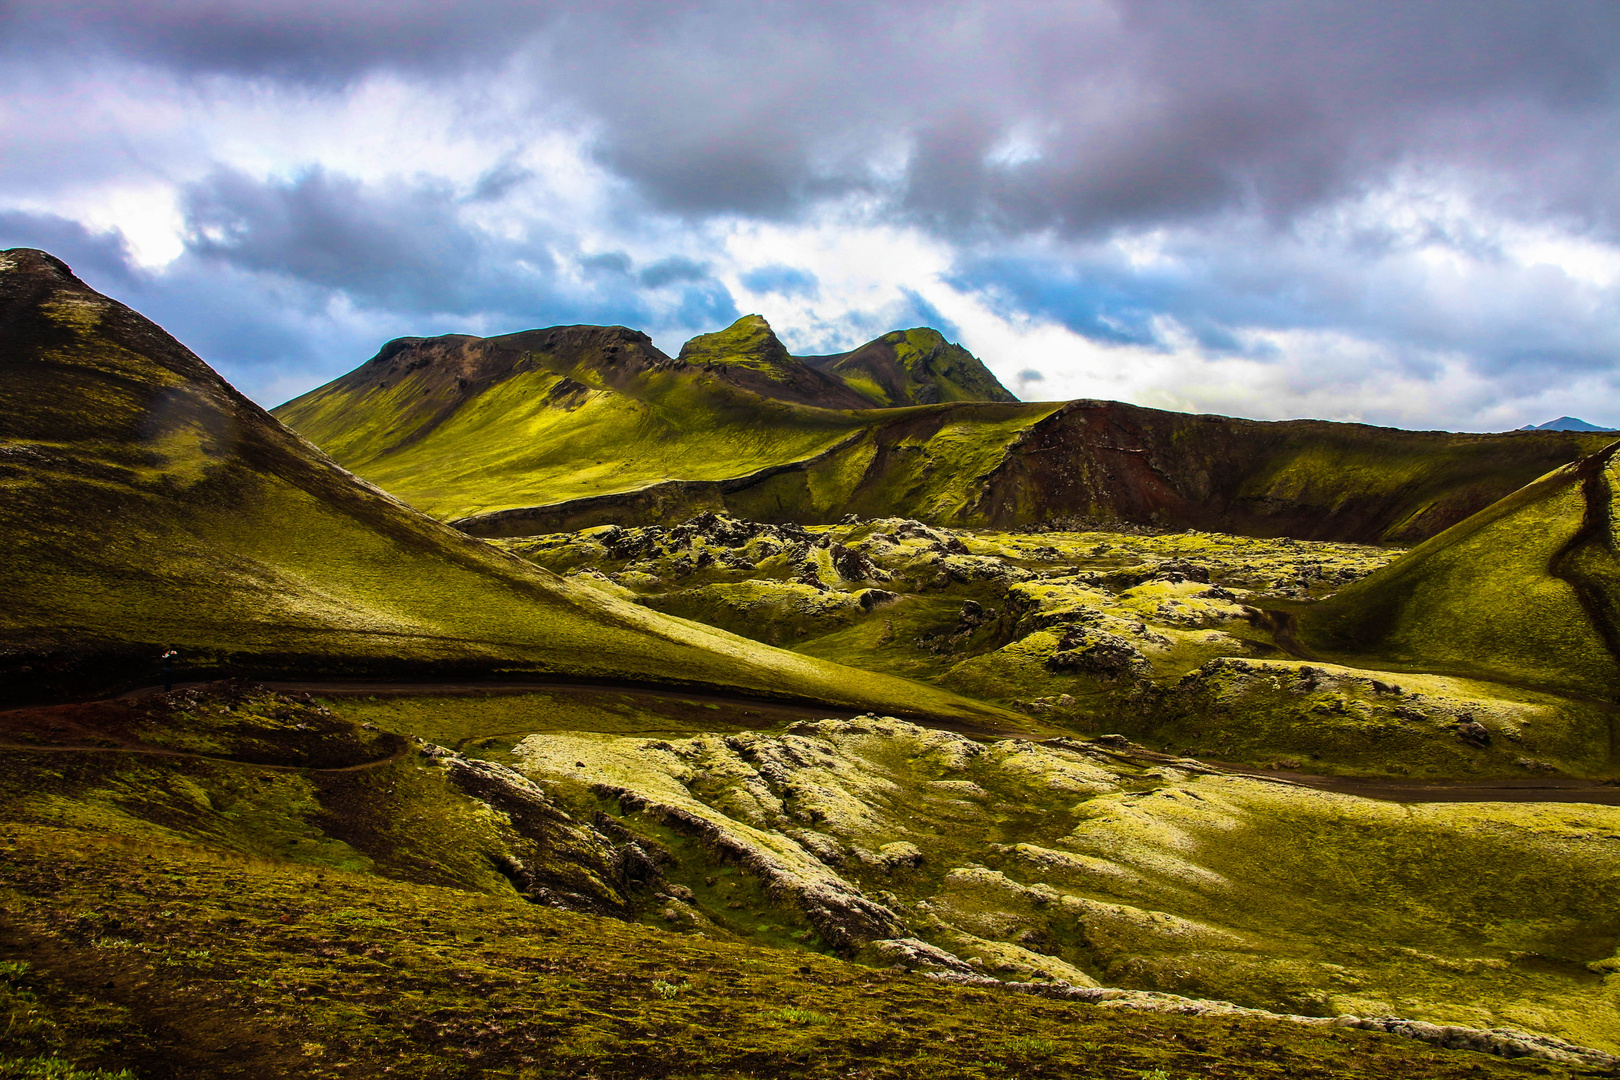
<box><xmin>2</xmin><ymin>1</ymin><xmax>1618</xmax><ymax>430</ymax></box>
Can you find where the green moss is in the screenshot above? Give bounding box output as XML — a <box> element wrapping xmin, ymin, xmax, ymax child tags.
<box><xmin>0</xmin><ymin>822</ymin><xmax>1560</xmax><ymax>1079</ymax></box>
<box><xmin>1144</xmin><ymin>658</ymin><xmax>1613</xmax><ymax>777</ymax></box>
<box><xmin>675</xmin><ymin>315</ymin><xmax>795</xmax><ymax>375</ymax></box>
<box><xmin>1</xmin><ymin>679</ymin><xmax>1615</xmax><ymax>1074</ymax></box>
<box><xmin>1299</xmin><ymin>453</ymin><xmax>1620</xmax><ymax>697</ymax></box>
<box><xmin>642</xmin><ymin>580</ymin><xmax>868</xmax><ymax>646</ymax></box>
<box><xmin>505</xmin><ymin>715</ymin><xmax>1620</xmax><ymax>1053</ymax></box>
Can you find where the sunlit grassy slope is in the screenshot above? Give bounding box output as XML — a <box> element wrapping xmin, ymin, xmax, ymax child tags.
<box><xmin>1296</xmin><ymin>443</ymin><xmax>1620</xmax><ymax>697</ymax></box>
<box><xmin>274</xmin><ymin>317</ymin><xmax>1036</xmax><ymax>524</ymax></box>
<box><xmin>0</xmin><ymin>247</ymin><xmax>1021</xmax><ymax>727</ymax></box>
<box><xmin>275</xmin><ymin>318</ymin><xmax>1615</xmax><ymax>542</ymax></box>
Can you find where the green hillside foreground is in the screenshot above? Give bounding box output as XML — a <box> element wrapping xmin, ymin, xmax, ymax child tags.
<box><xmin>273</xmin><ymin>318</ymin><xmax>1614</xmax><ymax>543</ymax></box>
<box><xmin>0</xmin><ymin>247</ymin><xmax>1019</xmax><ymax>729</ymax></box>
<box><xmin>1</xmin><ymin>682</ymin><xmax>1613</xmax><ymax>1078</ymax></box>
<box><xmin>1296</xmin><ymin>442</ymin><xmax>1620</xmax><ymax>699</ymax></box>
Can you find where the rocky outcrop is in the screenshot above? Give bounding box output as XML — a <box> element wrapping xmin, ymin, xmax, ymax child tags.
<box><xmin>433</xmin><ymin>747</ymin><xmax>647</xmax><ymax>916</ymax></box>
<box><xmin>593</xmin><ymin>783</ymin><xmax>908</xmax><ymax>951</ymax></box>
<box><xmin>676</xmin><ymin>315</ymin><xmax>874</xmax><ymax>410</ymax></box>
<box><xmin>864</xmin><ymin>936</ymin><xmax>978</xmax><ymax>974</ymax></box>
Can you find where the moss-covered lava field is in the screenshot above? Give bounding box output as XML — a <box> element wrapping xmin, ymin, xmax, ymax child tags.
<box><xmin>7</xmin><ymin>245</ymin><xmax>1620</xmax><ymax>1077</ymax></box>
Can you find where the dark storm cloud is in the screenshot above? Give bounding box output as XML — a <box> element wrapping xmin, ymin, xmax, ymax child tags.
<box><xmin>0</xmin><ymin>211</ymin><xmax>142</xmax><ymax>290</ymax></box>
<box><xmin>5</xmin><ymin>1</ymin><xmax>1618</xmax><ymax>238</ymax></box>
<box><xmin>534</xmin><ymin>0</ymin><xmax>1620</xmax><ymax>241</ymax></box>
<box><xmin>639</xmin><ymin>257</ymin><xmax>711</xmax><ymax>289</ymax></box>
<box><xmin>182</xmin><ymin>167</ymin><xmax>520</xmax><ymax>313</ymax></box>
<box><xmin>0</xmin><ymin>0</ymin><xmax>559</xmax><ymax>82</ymax></box>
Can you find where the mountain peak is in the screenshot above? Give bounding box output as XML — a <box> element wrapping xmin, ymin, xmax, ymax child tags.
<box><xmin>802</xmin><ymin>327</ymin><xmax>1016</xmax><ymax>406</ymax></box>
<box><xmin>676</xmin><ymin>314</ymin><xmax>790</xmax><ymax>371</ymax></box>
<box><xmin>1523</xmin><ymin>416</ymin><xmax>1617</xmax><ymax>432</ymax></box>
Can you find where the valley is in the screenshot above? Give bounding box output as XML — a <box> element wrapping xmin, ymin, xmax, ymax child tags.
<box><xmin>5</xmin><ymin>245</ymin><xmax>1620</xmax><ymax>1078</ymax></box>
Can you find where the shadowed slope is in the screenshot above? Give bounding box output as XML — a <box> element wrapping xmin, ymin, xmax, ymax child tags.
<box><xmin>1295</xmin><ymin>441</ymin><xmax>1620</xmax><ymax>698</ymax></box>
<box><xmin>0</xmin><ymin>247</ymin><xmax>1022</xmax><ymax>728</ymax></box>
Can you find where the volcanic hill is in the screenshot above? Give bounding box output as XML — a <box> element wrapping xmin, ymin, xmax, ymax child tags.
<box><xmin>274</xmin><ymin>317</ymin><xmax>1615</xmax><ymax>543</ymax></box>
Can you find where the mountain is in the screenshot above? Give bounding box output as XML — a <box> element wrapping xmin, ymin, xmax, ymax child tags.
<box><xmin>0</xmin><ymin>246</ymin><xmax>1018</xmax><ymax>727</ymax></box>
<box><xmin>275</xmin><ymin>326</ymin><xmax>1618</xmax><ymax>544</ymax></box>
<box><xmin>799</xmin><ymin>327</ymin><xmax>1018</xmax><ymax>406</ymax></box>
<box><xmin>1295</xmin><ymin>440</ymin><xmax>1620</xmax><ymax>697</ymax></box>
<box><xmin>1520</xmin><ymin>416</ymin><xmax>1617</xmax><ymax>432</ymax></box>
<box><xmin>674</xmin><ymin>314</ymin><xmax>875</xmax><ymax>409</ymax></box>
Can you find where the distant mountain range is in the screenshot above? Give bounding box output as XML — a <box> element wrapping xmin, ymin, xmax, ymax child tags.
<box><xmin>1519</xmin><ymin>416</ymin><xmax>1617</xmax><ymax>432</ymax></box>
<box><xmin>272</xmin><ymin>315</ymin><xmax>1620</xmax><ymax>544</ymax></box>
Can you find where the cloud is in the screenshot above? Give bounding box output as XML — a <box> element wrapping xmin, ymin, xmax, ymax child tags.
<box><xmin>0</xmin><ymin>211</ymin><xmax>142</xmax><ymax>290</ymax></box>
<box><xmin>182</xmin><ymin>166</ymin><xmax>516</xmax><ymax>312</ymax></box>
<box><xmin>9</xmin><ymin>2</ymin><xmax>1616</xmax><ymax>237</ymax></box>
<box><xmin>4</xmin><ymin>1</ymin><xmax>1620</xmax><ymax>431</ymax></box>
<box><xmin>0</xmin><ymin>0</ymin><xmax>560</xmax><ymax>82</ymax></box>
<box><xmin>639</xmin><ymin>256</ymin><xmax>711</xmax><ymax>289</ymax></box>
<box><xmin>739</xmin><ymin>265</ymin><xmax>819</xmax><ymax>299</ymax></box>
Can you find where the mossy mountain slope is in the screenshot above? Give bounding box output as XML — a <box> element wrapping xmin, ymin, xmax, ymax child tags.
<box><xmin>275</xmin><ymin>320</ymin><xmax>1614</xmax><ymax>542</ymax></box>
<box><xmin>1295</xmin><ymin>441</ymin><xmax>1620</xmax><ymax>697</ymax></box>
<box><xmin>448</xmin><ymin>399</ymin><xmax>1614</xmax><ymax>545</ymax></box>
<box><xmin>0</xmin><ymin>247</ymin><xmax>1020</xmax><ymax>728</ymax></box>
<box><xmin>801</xmin><ymin>327</ymin><xmax>1019</xmax><ymax>406</ymax></box>
<box><xmin>674</xmin><ymin>314</ymin><xmax>876</xmax><ymax>409</ymax></box>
